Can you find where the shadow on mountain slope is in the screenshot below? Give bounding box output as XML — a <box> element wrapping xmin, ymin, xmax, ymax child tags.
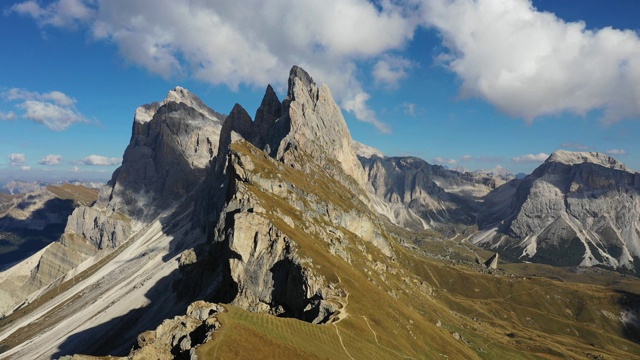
<box><xmin>51</xmin><ymin>270</ymin><xmax>186</xmax><ymax>358</ymax></box>
<box><xmin>51</xmin><ymin>214</ymin><xmax>237</xmax><ymax>358</ymax></box>
<box><xmin>616</xmin><ymin>289</ymin><xmax>640</xmax><ymax>344</ymax></box>
<box><xmin>0</xmin><ymin>198</ymin><xmax>75</xmax><ymax>269</ymax></box>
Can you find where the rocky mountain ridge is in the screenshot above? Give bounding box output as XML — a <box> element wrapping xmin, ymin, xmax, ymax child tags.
<box><xmin>1</xmin><ymin>67</ymin><xmax>640</xmax><ymax>360</ymax></box>
<box><xmin>474</xmin><ymin>150</ymin><xmax>640</xmax><ymax>272</ymax></box>
<box><xmin>0</xmin><ymin>87</ymin><xmax>224</xmax><ymax>318</ymax></box>
<box><xmin>358</xmin><ymin>151</ymin><xmax>509</xmax><ymax>236</ymax></box>
<box><xmin>0</xmin><ymin>66</ymin><xmax>396</xmax><ymax>358</ymax></box>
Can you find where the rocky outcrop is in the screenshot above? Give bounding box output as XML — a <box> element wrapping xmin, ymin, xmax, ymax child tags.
<box><xmin>274</xmin><ymin>66</ymin><xmax>367</xmax><ymax>188</ymax></box>
<box><xmin>127</xmin><ymin>301</ymin><xmax>224</xmax><ymax>359</ymax></box>
<box><xmin>484</xmin><ymin>253</ymin><xmax>498</xmax><ymax>270</ymax></box>
<box><xmin>194</xmin><ymin>136</ymin><xmax>373</xmax><ymax>323</ymax></box>
<box><xmin>474</xmin><ymin>150</ymin><xmax>640</xmax><ymax>272</ymax></box>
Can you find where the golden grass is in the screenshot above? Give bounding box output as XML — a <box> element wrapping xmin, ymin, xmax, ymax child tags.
<box><xmin>197</xmin><ymin>140</ymin><xmax>640</xmax><ymax>359</ymax></box>
<box><xmin>46</xmin><ymin>184</ymin><xmax>99</xmax><ymax>205</ymax></box>
<box><xmin>6</xmin><ymin>140</ymin><xmax>640</xmax><ymax>359</ymax></box>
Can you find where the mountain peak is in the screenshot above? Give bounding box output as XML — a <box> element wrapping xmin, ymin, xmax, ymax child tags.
<box><xmin>354</xmin><ymin>141</ymin><xmax>384</xmax><ymax>158</ymax></box>
<box><xmin>287</xmin><ymin>65</ymin><xmax>315</xmax><ymax>99</ymax></box>
<box><xmin>547</xmin><ymin>150</ymin><xmax>631</xmax><ymax>171</ymax></box>
<box><xmin>161</xmin><ymin>86</ymin><xmax>223</xmax><ymax>121</ymax></box>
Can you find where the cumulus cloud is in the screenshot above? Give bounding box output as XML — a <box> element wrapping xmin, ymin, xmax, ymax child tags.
<box><xmin>2</xmin><ymin>88</ymin><xmax>89</xmax><ymax>130</ymax></box>
<box><xmin>373</xmin><ymin>55</ymin><xmax>414</xmax><ymax>89</ymax></box>
<box><xmin>511</xmin><ymin>153</ymin><xmax>549</xmax><ymax>163</ymax></box>
<box><xmin>9</xmin><ymin>0</ymin><xmax>422</xmax><ymax>133</ymax></box>
<box><xmin>8</xmin><ymin>153</ymin><xmax>26</xmax><ymax>167</ymax></box>
<box><xmin>21</xmin><ymin>165</ymin><xmax>31</xmax><ymax>171</ymax></box>
<box><xmin>605</xmin><ymin>149</ymin><xmax>626</xmax><ymax>155</ymax></box>
<box><xmin>9</xmin><ymin>0</ymin><xmax>96</xmax><ymax>29</ymax></box>
<box><xmin>38</xmin><ymin>154</ymin><xmax>63</xmax><ymax>166</ymax></box>
<box><xmin>422</xmin><ymin>0</ymin><xmax>640</xmax><ymax>123</ymax></box>
<box><xmin>343</xmin><ymin>92</ymin><xmax>392</xmax><ymax>133</ymax></box>
<box><xmin>78</xmin><ymin>155</ymin><xmax>121</xmax><ymax>166</ymax></box>
<box><xmin>12</xmin><ymin>0</ymin><xmax>640</xmax><ymax>130</ymax></box>
<box><xmin>434</xmin><ymin>156</ymin><xmax>457</xmax><ymax>165</ymax></box>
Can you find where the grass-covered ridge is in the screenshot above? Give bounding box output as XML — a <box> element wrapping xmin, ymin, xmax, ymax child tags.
<box><xmin>195</xmin><ymin>140</ymin><xmax>640</xmax><ymax>359</ymax></box>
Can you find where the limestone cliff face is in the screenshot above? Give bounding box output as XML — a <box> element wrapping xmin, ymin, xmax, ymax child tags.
<box><xmin>189</xmin><ymin>66</ymin><xmax>392</xmax><ymax>323</ymax></box>
<box><xmin>474</xmin><ymin>150</ymin><xmax>640</xmax><ymax>272</ymax></box>
<box><xmin>195</xmin><ymin>137</ymin><xmax>387</xmax><ymax>323</ymax></box>
<box><xmin>11</xmin><ymin>88</ymin><xmax>226</xmax><ymax>315</ymax></box>
<box><xmin>274</xmin><ymin>66</ymin><xmax>367</xmax><ymax>188</ymax></box>
<box><xmin>359</xmin><ymin>154</ymin><xmax>501</xmax><ymax>235</ymax></box>
<box><xmin>66</xmin><ymin>86</ymin><xmax>224</xmax><ymax>250</ymax></box>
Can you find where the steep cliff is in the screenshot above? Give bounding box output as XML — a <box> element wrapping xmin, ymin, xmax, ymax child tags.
<box><xmin>0</xmin><ymin>88</ymin><xmax>224</xmax><ymax>317</ymax></box>
<box><xmin>359</xmin><ymin>153</ymin><xmax>504</xmax><ymax>235</ymax></box>
<box><xmin>188</xmin><ymin>67</ymin><xmax>392</xmax><ymax>323</ymax></box>
<box><xmin>474</xmin><ymin>150</ymin><xmax>640</xmax><ymax>272</ymax></box>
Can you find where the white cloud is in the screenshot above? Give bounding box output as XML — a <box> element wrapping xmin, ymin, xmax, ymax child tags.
<box><xmin>9</xmin><ymin>0</ymin><xmax>96</xmax><ymax>29</ymax></box>
<box><xmin>605</xmin><ymin>149</ymin><xmax>626</xmax><ymax>155</ymax></box>
<box><xmin>0</xmin><ymin>110</ymin><xmax>16</xmax><ymax>120</ymax></box>
<box><xmin>373</xmin><ymin>55</ymin><xmax>414</xmax><ymax>88</ymax></box>
<box><xmin>460</xmin><ymin>155</ymin><xmax>473</xmax><ymax>162</ymax></box>
<box><xmin>422</xmin><ymin>0</ymin><xmax>640</xmax><ymax>123</ymax></box>
<box><xmin>70</xmin><ymin>165</ymin><xmax>81</xmax><ymax>172</ymax></box>
<box><xmin>2</xmin><ymin>88</ymin><xmax>89</xmax><ymax>131</ymax></box>
<box><xmin>38</xmin><ymin>154</ymin><xmax>63</xmax><ymax>166</ymax></box>
<box><xmin>343</xmin><ymin>92</ymin><xmax>391</xmax><ymax>133</ymax></box>
<box><xmin>21</xmin><ymin>165</ymin><xmax>31</xmax><ymax>171</ymax></box>
<box><xmin>511</xmin><ymin>153</ymin><xmax>549</xmax><ymax>163</ymax></box>
<box><xmin>434</xmin><ymin>156</ymin><xmax>457</xmax><ymax>165</ymax></box>
<box><xmin>18</xmin><ymin>100</ymin><xmax>88</xmax><ymax>131</ymax></box>
<box><xmin>4</xmin><ymin>88</ymin><xmax>76</xmax><ymax>106</ymax></box>
<box><xmin>10</xmin><ymin>0</ymin><xmax>422</xmax><ymax>133</ymax></box>
<box><xmin>8</xmin><ymin>153</ymin><xmax>26</xmax><ymax>167</ymax></box>
<box><xmin>13</xmin><ymin>0</ymin><xmax>640</xmax><ymax>130</ymax></box>
<box><xmin>79</xmin><ymin>155</ymin><xmax>121</xmax><ymax>166</ymax></box>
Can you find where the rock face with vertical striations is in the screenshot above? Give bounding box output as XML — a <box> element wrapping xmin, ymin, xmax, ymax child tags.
<box><xmin>188</xmin><ymin>66</ymin><xmax>391</xmax><ymax>324</ymax></box>
<box><xmin>474</xmin><ymin>150</ymin><xmax>640</xmax><ymax>272</ymax></box>
<box><xmin>358</xmin><ymin>151</ymin><xmax>505</xmax><ymax>236</ymax></box>
<box><xmin>0</xmin><ymin>87</ymin><xmax>226</xmax><ymax>317</ymax></box>
<box><xmin>62</xmin><ymin>86</ymin><xmax>224</xmax><ymax>252</ymax></box>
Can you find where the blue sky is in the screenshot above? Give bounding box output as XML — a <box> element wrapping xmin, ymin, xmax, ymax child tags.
<box><xmin>1</xmin><ymin>0</ymin><xmax>640</xmax><ymax>182</ymax></box>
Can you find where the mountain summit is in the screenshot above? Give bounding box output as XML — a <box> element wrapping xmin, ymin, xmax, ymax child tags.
<box><xmin>475</xmin><ymin>150</ymin><xmax>640</xmax><ymax>271</ymax></box>
<box><xmin>547</xmin><ymin>150</ymin><xmax>631</xmax><ymax>171</ymax></box>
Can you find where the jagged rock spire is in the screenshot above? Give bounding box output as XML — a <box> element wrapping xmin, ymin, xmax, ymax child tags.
<box><xmin>275</xmin><ymin>65</ymin><xmax>367</xmax><ymax>187</ymax></box>
<box><xmin>287</xmin><ymin>65</ymin><xmax>315</xmax><ymax>99</ymax></box>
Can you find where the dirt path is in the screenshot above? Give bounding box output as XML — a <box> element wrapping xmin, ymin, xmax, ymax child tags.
<box><xmin>332</xmin><ymin>323</ymin><xmax>355</xmax><ymax>360</ymax></box>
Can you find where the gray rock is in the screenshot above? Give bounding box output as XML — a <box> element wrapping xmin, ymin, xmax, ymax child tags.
<box><xmin>484</xmin><ymin>253</ymin><xmax>498</xmax><ymax>270</ymax></box>
<box><xmin>360</xmin><ymin>155</ymin><xmax>497</xmax><ymax>235</ymax></box>
<box><xmin>474</xmin><ymin>150</ymin><xmax>640</xmax><ymax>272</ymax></box>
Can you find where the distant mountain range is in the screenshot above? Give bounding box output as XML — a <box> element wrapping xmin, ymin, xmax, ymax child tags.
<box><xmin>0</xmin><ymin>180</ymin><xmax>104</xmax><ymax>195</ymax></box>
<box><xmin>0</xmin><ymin>67</ymin><xmax>639</xmax><ymax>359</ymax></box>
